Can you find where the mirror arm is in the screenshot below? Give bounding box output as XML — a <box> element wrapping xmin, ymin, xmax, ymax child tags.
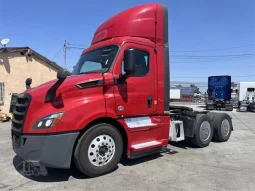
<box><xmin>116</xmin><ymin>72</ymin><xmax>133</xmax><ymax>84</ymax></box>
<box><xmin>45</xmin><ymin>78</ymin><xmax>65</xmax><ymax>102</ymax></box>
<box><xmin>45</xmin><ymin>70</ymin><xmax>68</xmax><ymax>102</ymax></box>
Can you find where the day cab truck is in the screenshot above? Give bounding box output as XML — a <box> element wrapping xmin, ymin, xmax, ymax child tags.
<box><xmin>238</xmin><ymin>82</ymin><xmax>255</xmax><ymax>112</ymax></box>
<box><xmin>206</xmin><ymin>75</ymin><xmax>233</xmax><ymax>111</ymax></box>
<box><xmin>11</xmin><ymin>3</ymin><xmax>233</xmax><ymax>177</ymax></box>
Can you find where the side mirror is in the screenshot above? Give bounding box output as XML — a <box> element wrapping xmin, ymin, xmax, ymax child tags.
<box><xmin>123</xmin><ymin>49</ymin><xmax>136</xmax><ymax>74</ymax></box>
<box><xmin>57</xmin><ymin>70</ymin><xmax>68</xmax><ymax>81</ymax></box>
<box><xmin>25</xmin><ymin>78</ymin><xmax>32</xmax><ymax>89</ymax></box>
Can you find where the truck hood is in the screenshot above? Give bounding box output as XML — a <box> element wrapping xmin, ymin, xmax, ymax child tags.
<box><xmin>25</xmin><ymin>73</ymin><xmax>103</xmax><ymax>98</ymax></box>
<box><xmin>21</xmin><ymin>73</ymin><xmax>105</xmax><ymax>133</ymax></box>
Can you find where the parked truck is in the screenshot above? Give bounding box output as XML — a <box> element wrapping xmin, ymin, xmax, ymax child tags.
<box><xmin>170</xmin><ymin>89</ymin><xmax>181</xmax><ymax>102</ymax></box>
<box><xmin>11</xmin><ymin>3</ymin><xmax>233</xmax><ymax>177</ymax></box>
<box><xmin>237</xmin><ymin>82</ymin><xmax>255</xmax><ymax>112</ymax></box>
<box><xmin>206</xmin><ymin>75</ymin><xmax>233</xmax><ymax>111</ymax></box>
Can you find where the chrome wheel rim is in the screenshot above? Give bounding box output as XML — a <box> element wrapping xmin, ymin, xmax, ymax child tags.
<box><xmin>88</xmin><ymin>135</ymin><xmax>115</xmax><ymax>167</ymax></box>
<box><xmin>200</xmin><ymin>121</ymin><xmax>211</xmax><ymax>142</ymax></box>
<box><xmin>221</xmin><ymin>119</ymin><xmax>230</xmax><ymax>137</ymax></box>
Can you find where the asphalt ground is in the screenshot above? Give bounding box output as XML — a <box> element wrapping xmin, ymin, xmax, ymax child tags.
<box><xmin>0</xmin><ymin>104</ymin><xmax>254</xmax><ymax>191</ymax></box>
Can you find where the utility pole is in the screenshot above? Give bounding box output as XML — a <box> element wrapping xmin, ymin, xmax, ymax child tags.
<box><xmin>64</xmin><ymin>40</ymin><xmax>67</xmax><ymax>70</ymax></box>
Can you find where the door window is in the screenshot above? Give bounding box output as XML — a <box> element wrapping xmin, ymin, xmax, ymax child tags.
<box><xmin>121</xmin><ymin>49</ymin><xmax>149</xmax><ymax>76</ymax></box>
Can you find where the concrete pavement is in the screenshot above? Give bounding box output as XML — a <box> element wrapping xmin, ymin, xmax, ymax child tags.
<box><xmin>0</xmin><ymin>106</ymin><xmax>255</xmax><ymax>191</ymax></box>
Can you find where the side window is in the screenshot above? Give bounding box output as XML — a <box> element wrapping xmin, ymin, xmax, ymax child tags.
<box><xmin>121</xmin><ymin>49</ymin><xmax>149</xmax><ymax>76</ymax></box>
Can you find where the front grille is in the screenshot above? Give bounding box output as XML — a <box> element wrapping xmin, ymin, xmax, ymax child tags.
<box><xmin>12</xmin><ymin>93</ymin><xmax>32</xmax><ymax>132</ymax></box>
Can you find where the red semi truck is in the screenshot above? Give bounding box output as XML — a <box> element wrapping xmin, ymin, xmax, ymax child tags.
<box><xmin>11</xmin><ymin>3</ymin><xmax>233</xmax><ymax>177</ymax></box>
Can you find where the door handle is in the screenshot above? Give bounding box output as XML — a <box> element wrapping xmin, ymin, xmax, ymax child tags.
<box><xmin>147</xmin><ymin>96</ymin><xmax>152</xmax><ymax>108</ymax></box>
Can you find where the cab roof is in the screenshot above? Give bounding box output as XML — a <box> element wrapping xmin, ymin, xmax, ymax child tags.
<box><xmin>91</xmin><ymin>3</ymin><xmax>168</xmax><ymax>46</ymax></box>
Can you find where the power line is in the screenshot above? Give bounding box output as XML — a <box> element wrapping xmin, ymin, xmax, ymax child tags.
<box><xmin>170</xmin><ymin>44</ymin><xmax>255</xmax><ymax>52</ymax></box>
<box><xmin>68</xmin><ymin>46</ymin><xmax>85</xmax><ymax>50</ymax></box>
<box><xmin>170</xmin><ymin>57</ymin><xmax>254</xmax><ymax>63</ymax></box>
<box><xmin>171</xmin><ymin>75</ymin><xmax>255</xmax><ymax>79</ymax></box>
<box><xmin>66</xmin><ymin>43</ymin><xmax>255</xmax><ymax>52</ymax></box>
<box><xmin>170</xmin><ymin>59</ymin><xmax>254</xmax><ymax>63</ymax></box>
<box><xmin>67</xmin><ymin>44</ymin><xmax>255</xmax><ymax>57</ymax></box>
<box><xmin>170</xmin><ymin>55</ymin><xmax>255</xmax><ymax>61</ymax></box>
<box><xmin>172</xmin><ymin>53</ymin><xmax>255</xmax><ymax>57</ymax></box>
<box><xmin>52</xmin><ymin>46</ymin><xmax>63</xmax><ymax>60</ymax></box>
<box><xmin>67</xmin><ymin>45</ymin><xmax>255</xmax><ymax>60</ymax></box>
<box><xmin>64</xmin><ymin>40</ymin><xmax>67</xmax><ymax>69</ymax></box>
<box><xmin>67</xmin><ymin>43</ymin><xmax>88</xmax><ymax>47</ymax></box>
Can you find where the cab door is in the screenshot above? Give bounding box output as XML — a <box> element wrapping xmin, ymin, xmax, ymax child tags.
<box><xmin>113</xmin><ymin>43</ymin><xmax>157</xmax><ymax>117</ymax></box>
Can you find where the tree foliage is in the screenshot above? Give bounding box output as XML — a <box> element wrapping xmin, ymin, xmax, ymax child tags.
<box><xmin>190</xmin><ymin>84</ymin><xmax>201</xmax><ymax>94</ymax></box>
<box><xmin>231</xmin><ymin>82</ymin><xmax>237</xmax><ymax>88</ymax></box>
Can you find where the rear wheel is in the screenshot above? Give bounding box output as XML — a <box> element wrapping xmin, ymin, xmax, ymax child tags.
<box><xmin>191</xmin><ymin>114</ymin><xmax>213</xmax><ymax>148</ymax></box>
<box><xmin>211</xmin><ymin>113</ymin><xmax>232</xmax><ymax>142</ymax></box>
<box><xmin>74</xmin><ymin>123</ymin><xmax>123</xmax><ymax>177</ymax></box>
<box><xmin>207</xmin><ymin>112</ymin><xmax>217</xmax><ymax>121</ymax></box>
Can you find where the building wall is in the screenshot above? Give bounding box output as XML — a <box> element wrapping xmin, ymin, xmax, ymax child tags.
<box><xmin>0</xmin><ymin>52</ymin><xmax>59</xmax><ymax>113</ymax></box>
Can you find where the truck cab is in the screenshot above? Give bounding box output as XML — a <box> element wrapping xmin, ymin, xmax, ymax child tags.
<box><xmin>238</xmin><ymin>87</ymin><xmax>255</xmax><ymax>112</ymax></box>
<box><xmin>11</xmin><ymin>3</ymin><xmax>233</xmax><ymax>177</ymax></box>
<box><xmin>206</xmin><ymin>75</ymin><xmax>233</xmax><ymax>111</ymax></box>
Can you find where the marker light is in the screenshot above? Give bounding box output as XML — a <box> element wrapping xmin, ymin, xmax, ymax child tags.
<box><xmin>33</xmin><ymin>112</ymin><xmax>64</xmax><ymax>129</ymax></box>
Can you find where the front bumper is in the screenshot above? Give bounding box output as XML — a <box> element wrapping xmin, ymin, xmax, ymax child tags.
<box><xmin>12</xmin><ymin>131</ymin><xmax>79</xmax><ymax>169</ymax></box>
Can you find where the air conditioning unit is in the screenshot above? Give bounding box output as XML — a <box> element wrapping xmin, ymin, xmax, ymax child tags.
<box><xmin>0</xmin><ymin>101</ymin><xmax>4</xmax><ymax>105</ymax></box>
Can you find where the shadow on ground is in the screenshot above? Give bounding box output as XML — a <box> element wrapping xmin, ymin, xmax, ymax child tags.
<box><xmin>13</xmin><ymin>151</ymin><xmax>173</xmax><ymax>182</ymax></box>
<box><xmin>168</xmin><ymin>140</ymin><xmax>200</xmax><ymax>149</ymax></box>
<box><xmin>12</xmin><ymin>144</ymin><xmax>185</xmax><ymax>182</ymax></box>
<box><xmin>13</xmin><ymin>155</ymin><xmax>93</xmax><ymax>182</ymax></box>
<box><xmin>120</xmin><ymin>147</ymin><xmax>179</xmax><ymax>167</ymax></box>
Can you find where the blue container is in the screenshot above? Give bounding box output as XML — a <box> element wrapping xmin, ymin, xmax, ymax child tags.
<box><xmin>208</xmin><ymin>75</ymin><xmax>231</xmax><ymax>100</ymax></box>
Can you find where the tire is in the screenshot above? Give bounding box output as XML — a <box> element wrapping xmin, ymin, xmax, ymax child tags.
<box><xmin>190</xmin><ymin>114</ymin><xmax>213</xmax><ymax>148</ymax></box>
<box><xmin>185</xmin><ymin>137</ymin><xmax>193</xmax><ymax>145</ymax></box>
<box><xmin>207</xmin><ymin>112</ymin><xmax>217</xmax><ymax>121</ymax></box>
<box><xmin>73</xmin><ymin>123</ymin><xmax>123</xmax><ymax>177</ymax></box>
<box><xmin>211</xmin><ymin>113</ymin><xmax>232</xmax><ymax>142</ymax></box>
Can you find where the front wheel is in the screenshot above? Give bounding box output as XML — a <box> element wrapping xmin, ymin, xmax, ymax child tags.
<box><xmin>73</xmin><ymin>123</ymin><xmax>123</xmax><ymax>177</ymax></box>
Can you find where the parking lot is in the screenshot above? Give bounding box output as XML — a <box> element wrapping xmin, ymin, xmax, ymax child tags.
<box><xmin>0</xmin><ymin>104</ymin><xmax>255</xmax><ymax>191</ymax></box>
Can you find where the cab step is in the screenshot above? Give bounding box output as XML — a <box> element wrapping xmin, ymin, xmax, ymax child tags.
<box><xmin>170</xmin><ymin>120</ymin><xmax>185</xmax><ymax>142</ymax></box>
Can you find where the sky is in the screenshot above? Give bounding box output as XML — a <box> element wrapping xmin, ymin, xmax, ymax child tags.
<box><xmin>0</xmin><ymin>0</ymin><xmax>254</xmax><ymax>92</ymax></box>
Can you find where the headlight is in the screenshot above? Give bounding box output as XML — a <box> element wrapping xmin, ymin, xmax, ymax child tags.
<box><xmin>33</xmin><ymin>112</ymin><xmax>64</xmax><ymax>129</ymax></box>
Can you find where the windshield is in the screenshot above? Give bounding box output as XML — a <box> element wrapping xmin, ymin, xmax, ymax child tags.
<box><xmin>72</xmin><ymin>45</ymin><xmax>119</xmax><ymax>75</ymax></box>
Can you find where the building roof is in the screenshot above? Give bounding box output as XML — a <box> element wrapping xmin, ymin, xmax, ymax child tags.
<box><xmin>0</xmin><ymin>46</ymin><xmax>64</xmax><ymax>71</ymax></box>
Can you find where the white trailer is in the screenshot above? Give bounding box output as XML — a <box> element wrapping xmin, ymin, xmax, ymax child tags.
<box><xmin>239</xmin><ymin>82</ymin><xmax>255</xmax><ymax>102</ymax></box>
<box><xmin>238</xmin><ymin>82</ymin><xmax>255</xmax><ymax>112</ymax></box>
<box><xmin>170</xmin><ymin>89</ymin><xmax>181</xmax><ymax>101</ymax></box>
